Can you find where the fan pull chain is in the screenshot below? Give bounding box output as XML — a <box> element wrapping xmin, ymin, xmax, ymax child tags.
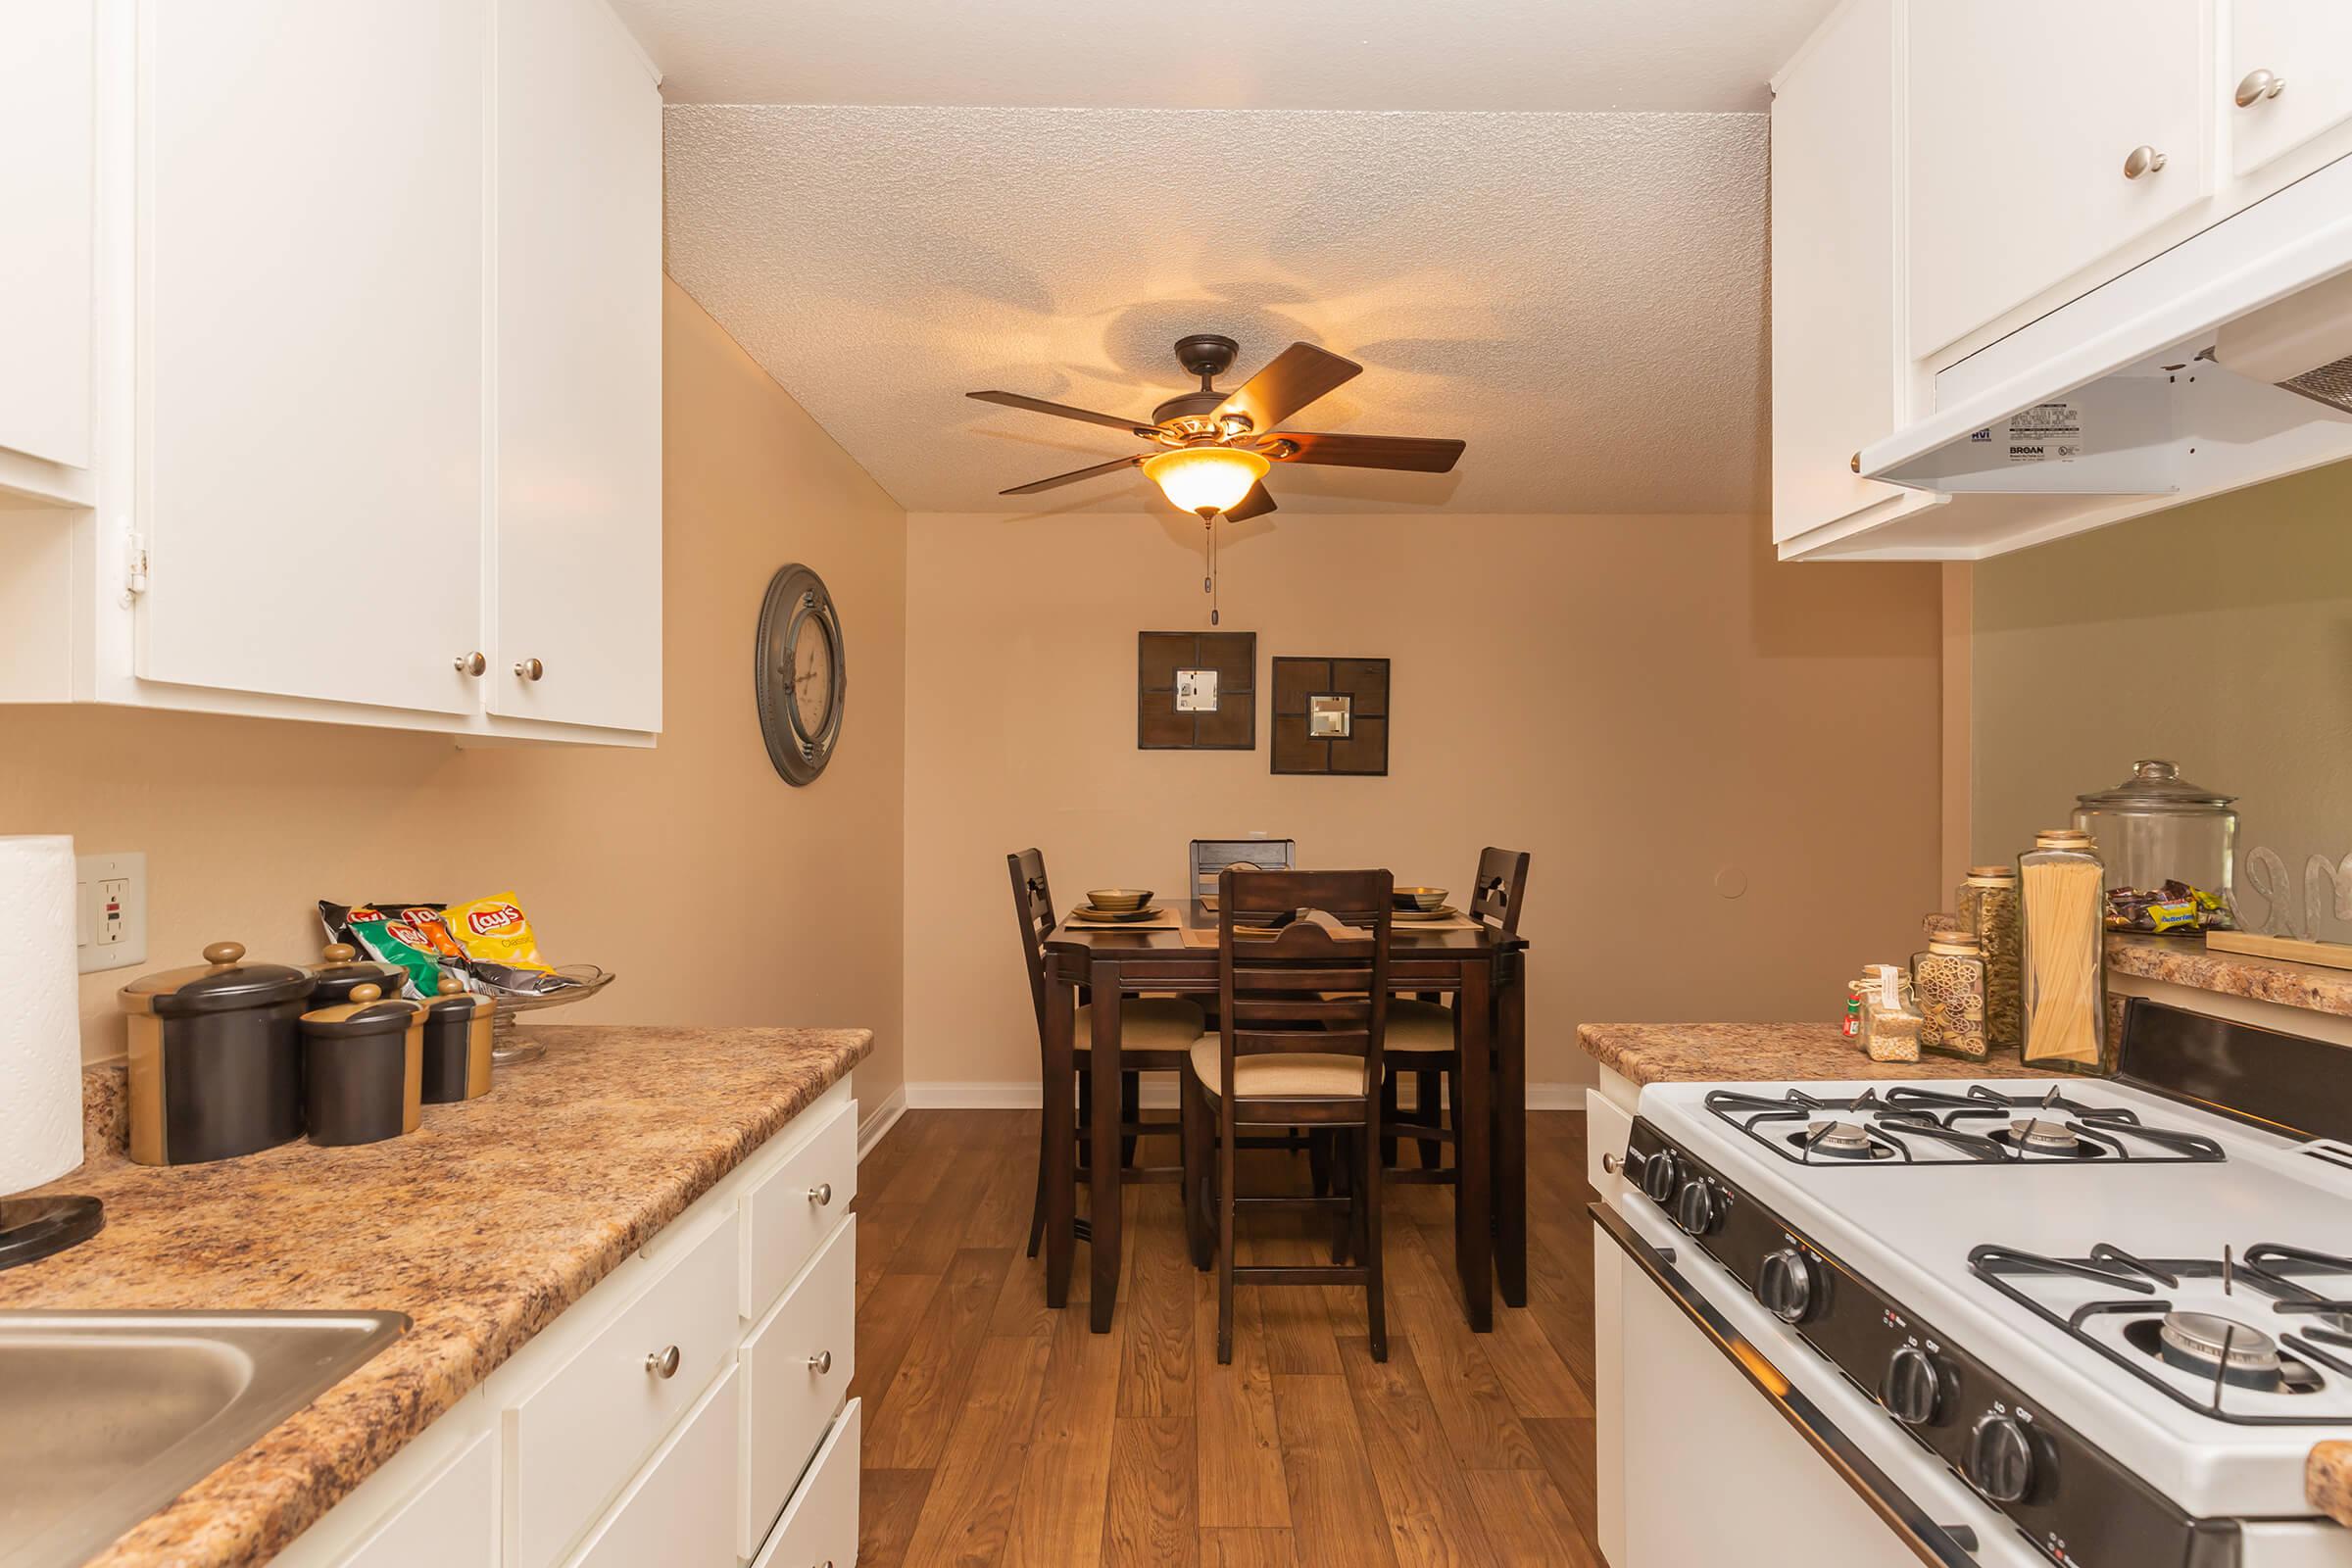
<box><xmin>1205</xmin><ymin>519</ymin><xmax>1220</xmax><ymax>625</ymax></box>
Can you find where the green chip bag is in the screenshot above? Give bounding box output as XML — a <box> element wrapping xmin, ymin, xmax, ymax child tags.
<box><xmin>348</xmin><ymin>913</ymin><xmax>444</xmax><ymax>999</ymax></box>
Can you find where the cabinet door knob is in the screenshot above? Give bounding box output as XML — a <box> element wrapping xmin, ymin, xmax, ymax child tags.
<box><xmin>514</xmin><ymin>657</ymin><xmax>545</xmax><ymax>681</ymax></box>
<box><xmin>646</xmin><ymin>1344</ymin><xmax>681</xmax><ymax>1379</ymax></box>
<box><xmin>454</xmin><ymin>651</ymin><xmax>487</xmax><ymax>676</ymax></box>
<box><xmin>808</xmin><ymin>1349</ymin><xmax>833</xmax><ymax>1374</ymax></box>
<box><xmin>2123</xmin><ymin>144</ymin><xmax>2168</xmax><ymax>179</ymax></box>
<box><xmin>808</xmin><ymin>1182</ymin><xmax>833</xmax><ymax>1205</ymax></box>
<box><xmin>2234</xmin><ymin>69</ymin><xmax>2285</xmax><ymax>108</ymax></box>
<box><xmin>1599</xmin><ymin>1152</ymin><xmax>1618</xmax><ymax>1174</ymax></box>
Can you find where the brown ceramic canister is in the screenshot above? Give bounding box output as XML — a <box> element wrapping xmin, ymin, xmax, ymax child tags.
<box><xmin>117</xmin><ymin>941</ymin><xmax>314</xmax><ymax>1165</ymax></box>
<box><xmin>419</xmin><ymin>976</ymin><xmax>496</xmax><ymax>1103</ymax></box>
<box><xmin>309</xmin><ymin>941</ymin><xmax>409</xmax><ymax>1007</ymax></box>
<box><xmin>300</xmin><ymin>983</ymin><xmax>423</xmax><ymax>1146</ymax></box>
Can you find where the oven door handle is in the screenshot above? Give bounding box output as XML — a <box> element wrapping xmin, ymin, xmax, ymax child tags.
<box><xmin>1593</xmin><ymin>1200</ymin><xmax>1983</xmax><ymax>1568</ymax></box>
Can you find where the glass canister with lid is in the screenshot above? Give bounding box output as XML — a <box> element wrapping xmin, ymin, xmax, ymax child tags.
<box><xmin>1911</xmin><ymin>926</ymin><xmax>1988</xmax><ymax>1059</ymax></box>
<box><xmin>2019</xmin><ymin>829</ymin><xmax>2109</xmax><ymax>1073</ymax></box>
<box><xmin>2072</xmin><ymin>760</ymin><xmax>2238</xmax><ymax>935</ymax></box>
<box><xmin>1956</xmin><ymin>866</ymin><xmax>2021</xmax><ymax>1052</ymax></box>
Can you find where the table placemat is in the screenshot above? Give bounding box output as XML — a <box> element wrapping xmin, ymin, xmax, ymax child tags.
<box><xmin>1060</xmin><ymin>906</ymin><xmax>1180</xmax><ymax>932</ymax></box>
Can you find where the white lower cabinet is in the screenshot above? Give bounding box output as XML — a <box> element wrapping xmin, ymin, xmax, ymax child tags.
<box><xmin>337</xmin><ymin>1428</ymin><xmax>499</xmax><ymax>1568</ymax></box>
<box><xmin>567</xmin><ymin>1368</ymin><xmax>743</xmax><ymax>1568</ymax></box>
<box><xmin>274</xmin><ymin>1083</ymin><xmax>859</xmax><ymax>1568</ymax></box>
<box><xmin>752</xmin><ymin>1400</ymin><xmax>862</xmax><ymax>1568</ymax></box>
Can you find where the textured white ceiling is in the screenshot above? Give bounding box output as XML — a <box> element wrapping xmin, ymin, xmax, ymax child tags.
<box><xmin>611</xmin><ymin>0</ymin><xmax>1836</xmax><ymax>113</ymax></box>
<box><xmin>663</xmin><ymin>107</ymin><xmax>1769</xmax><ymax>516</ymax></box>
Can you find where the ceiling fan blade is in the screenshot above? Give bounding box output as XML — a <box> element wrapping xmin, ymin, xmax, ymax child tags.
<box><xmin>1264</xmin><ymin>431</ymin><xmax>1465</xmax><ymax>473</ymax></box>
<box><xmin>999</xmin><ymin>454</ymin><xmax>1145</xmax><ymax>496</ymax></box>
<box><xmin>1223</xmin><ymin>479</ymin><xmax>1278</xmax><ymax>523</ymax></box>
<box><xmin>1213</xmin><ymin>343</ymin><xmax>1361</xmax><ymax>434</ymax></box>
<box><xmin>968</xmin><ymin>390</ymin><xmax>1154</xmax><ymax>434</ymax></box>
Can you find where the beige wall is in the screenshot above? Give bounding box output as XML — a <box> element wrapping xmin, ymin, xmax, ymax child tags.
<box><xmin>0</xmin><ymin>282</ymin><xmax>909</xmax><ymax>1106</ymax></box>
<box><xmin>1973</xmin><ymin>460</ymin><xmax>2352</xmax><ymax>942</ymax></box>
<box><xmin>903</xmin><ymin>509</ymin><xmax>1945</xmax><ymax>1092</ymax></box>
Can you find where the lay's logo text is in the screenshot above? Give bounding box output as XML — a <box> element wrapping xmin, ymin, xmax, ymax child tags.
<box><xmin>466</xmin><ymin>904</ymin><xmax>526</xmax><ymax>937</ymax></box>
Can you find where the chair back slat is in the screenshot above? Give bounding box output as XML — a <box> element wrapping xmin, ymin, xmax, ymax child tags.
<box><xmin>1006</xmin><ymin>848</ymin><xmax>1057</xmax><ymax>1041</ymax></box>
<box><xmin>1214</xmin><ymin>867</ymin><xmax>1391</xmax><ymax>1104</ymax></box>
<box><xmin>1191</xmin><ymin>838</ymin><xmax>1297</xmax><ymax>904</ymax></box>
<box><xmin>1468</xmin><ymin>846</ymin><xmax>1532</xmax><ymax>935</ymax></box>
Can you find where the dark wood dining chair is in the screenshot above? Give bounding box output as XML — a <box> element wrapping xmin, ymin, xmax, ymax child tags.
<box><xmin>1188</xmin><ymin>838</ymin><xmax>1297</xmax><ymax>905</ymax></box>
<box><xmin>1181</xmin><ymin>867</ymin><xmax>1393</xmax><ymax>1363</ymax></box>
<box><xmin>1381</xmin><ymin>846</ymin><xmax>1530</xmax><ymax>1177</ymax></box>
<box><xmin>1008</xmin><ymin>849</ymin><xmax>1205</xmax><ymax>1258</ymax></box>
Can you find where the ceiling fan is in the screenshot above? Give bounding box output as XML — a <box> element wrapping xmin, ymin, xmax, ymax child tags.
<box><xmin>968</xmin><ymin>333</ymin><xmax>1465</xmax><ymax>524</ymax></box>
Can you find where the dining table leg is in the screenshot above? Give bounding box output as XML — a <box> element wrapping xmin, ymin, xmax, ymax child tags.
<box><xmin>1452</xmin><ymin>964</ymin><xmax>1494</xmax><ymax>1332</ymax></box>
<box><xmin>1089</xmin><ymin>957</ymin><xmax>1125</xmax><ymax>1333</ymax></box>
<box><xmin>1044</xmin><ymin>970</ymin><xmax>1077</xmax><ymax>1309</ymax></box>
<box><xmin>1496</xmin><ymin>968</ymin><xmax>1528</xmax><ymax>1309</ymax></box>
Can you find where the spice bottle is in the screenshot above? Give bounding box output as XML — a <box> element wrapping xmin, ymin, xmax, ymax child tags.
<box><xmin>1859</xmin><ymin>965</ymin><xmax>1923</xmax><ymax>1064</ymax></box>
<box><xmin>2019</xmin><ymin>829</ymin><xmax>2108</xmax><ymax>1073</ymax></box>
<box><xmin>1912</xmin><ymin>927</ymin><xmax>1989</xmax><ymax>1059</ymax></box>
<box><xmin>1957</xmin><ymin>866</ymin><xmax>2022</xmax><ymax>1052</ymax></box>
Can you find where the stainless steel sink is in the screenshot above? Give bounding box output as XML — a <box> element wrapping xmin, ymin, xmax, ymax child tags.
<box><xmin>0</xmin><ymin>1310</ymin><xmax>408</xmax><ymax>1568</ymax></box>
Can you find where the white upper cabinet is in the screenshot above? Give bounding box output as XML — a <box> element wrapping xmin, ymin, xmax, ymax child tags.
<box><xmin>1907</xmin><ymin>0</ymin><xmax>2208</xmax><ymax>359</ymax></box>
<box><xmin>2229</xmin><ymin>0</ymin><xmax>2352</xmax><ymax>178</ymax></box>
<box><xmin>139</xmin><ymin>0</ymin><xmax>487</xmax><ymax>715</ymax></box>
<box><xmin>0</xmin><ymin>0</ymin><xmax>662</xmax><ymax>742</ymax></box>
<box><xmin>488</xmin><ymin>0</ymin><xmax>663</xmax><ymax>735</ymax></box>
<box><xmin>1768</xmin><ymin>0</ymin><xmax>1941</xmax><ymax>548</ymax></box>
<box><xmin>0</xmin><ymin>1</ymin><xmax>96</xmax><ymax>485</ymax></box>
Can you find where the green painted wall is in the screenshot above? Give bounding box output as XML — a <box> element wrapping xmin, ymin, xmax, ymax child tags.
<box><xmin>1971</xmin><ymin>460</ymin><xmax>2352</xmax><ymax>941</ymax></box>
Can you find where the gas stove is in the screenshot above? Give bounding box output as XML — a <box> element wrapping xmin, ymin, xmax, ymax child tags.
<box><xmin>1608</xmin><ymin>1001</ymin><xmax>2352</xmax><ymax>1568</ymax></box>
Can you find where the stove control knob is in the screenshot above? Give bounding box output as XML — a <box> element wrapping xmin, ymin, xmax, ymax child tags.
<box><xmin>1638</xmin><ymin>1149</ymin><xmax>1682</xmax><ymax>1205</ymax></box>
<box><xmin>1758</xmin><ymin>1248</ymin><xmax>1820</xmax><ymax>1323</ymax></box>
<box><xmin>1673</xmin><ymin>1177</ymin><xmax>1720</xmax><ymax>1237</ymax></box>
<box><xmin>1881</xmin><ymin>1347</ymin><xmax>1946</xmax><ymax>1427</ymax></box>
<box><xmin>1966</xmin><ymin>1413</ymin><xmax>2036</xmax><ymax>1504</ymax></box>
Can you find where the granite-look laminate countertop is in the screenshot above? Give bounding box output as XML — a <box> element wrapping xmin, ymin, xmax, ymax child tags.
<box><xmin>1577</xmin><ymin>1021</ymin><xmax>2041</xmax><ymax>1088</ymax></box>
<box><xmin>0</xmin><ymin>1023</ymin><xmax>872</xmax><ymax>1568</ymax></box>
<box><xmin>2108</xmin><ymin>933</ymin><xmax>2352</xmax><ymax>1020</ymax></box>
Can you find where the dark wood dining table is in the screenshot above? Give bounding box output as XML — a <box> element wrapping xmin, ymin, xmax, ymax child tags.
<box><xmin>1041</xmin><ymin>898</ymin><xmax>1530</xmax><ymax>1333</ymax></box>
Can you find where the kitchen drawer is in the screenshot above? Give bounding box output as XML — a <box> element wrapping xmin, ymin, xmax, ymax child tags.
<box><xmin>564</xmin><ymin>1365</ymin><xmax>741</xmax><ymax>1568</ymax></box>
<box><xmin>507</xmin><ymin>1206</ymin><xmax>741</xmax><ymax>1568</ymax></box>
<box><xmin>1587</xmin><ymin>1086</ymin><xmax>1633</xmax><ymax>1195</ymax></box>
<box><xmin>742</xmin><ymin>1096</ymin><xmax>857</xmax><ymax>1320</ymax></box>
<box><xmin>750</xmin><ymin>1397</ymin><xmax>860</xmax><ymax>1568</ymax></box>
<box><xmin>741</xmin><ymin>1214</ymin><xmax>856</xmax><ymax>1556</ymax></box>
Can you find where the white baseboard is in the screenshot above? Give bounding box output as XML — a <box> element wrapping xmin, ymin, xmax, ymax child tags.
<box><xmin>901</xmin><ymin>1079</ymin><xmax>1590</xmax><ymax>1112</ymax></box>
<box><xmin>857</xmin><ymin>1086</ymin><xmax>906</xmax><ymax>1158</ymax></box>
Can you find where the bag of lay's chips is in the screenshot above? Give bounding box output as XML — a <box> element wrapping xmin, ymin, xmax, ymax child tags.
<box><xmin>444</xmin><ymin>892</ymin><xmax>575</xmax><ymax>996</ymax></box>
<box><xmin>318</xmin><ymin>901</ymin><xmax>447</xmax><ymax>999</ymax></box>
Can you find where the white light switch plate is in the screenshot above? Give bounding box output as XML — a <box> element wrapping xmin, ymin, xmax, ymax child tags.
<box><xmin>75</xmin><ymin>851</ymin><xmax>146</xmax><ymax>972</ymax></box>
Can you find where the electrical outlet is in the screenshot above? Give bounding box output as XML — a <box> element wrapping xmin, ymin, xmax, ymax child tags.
<box><xmin>75</xmin><ymin>852</ymin><xmax>146</xmax><ymax>973</ymax></box>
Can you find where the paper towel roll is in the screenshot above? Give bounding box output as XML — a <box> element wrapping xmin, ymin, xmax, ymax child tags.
<box><xmin>0</xmin><ymin>836</ymin><xmax>83</xmax><ymax>1194</ymax></box>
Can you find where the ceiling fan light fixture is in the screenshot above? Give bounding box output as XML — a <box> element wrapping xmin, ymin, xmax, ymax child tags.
<box><xmin>1143</xmin><ymin>446</ymin><xmax>1270</xmax><ymax>518</ymax></box>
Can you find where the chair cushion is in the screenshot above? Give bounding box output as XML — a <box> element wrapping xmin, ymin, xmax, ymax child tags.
<box><xmin>1190</xmin><ymin>1037</ymin><xmax>1371</xmax><ymax>1099</ymax></box>
<box><xmin>1385</xmin><ymin>999</ymin><xmax>1455</xmax><ymax>1057</ymax></box>
<box><xmin>1075</xmin><ymin>997</ymin><xmax>1206</xmax><ymax>1051</ymax></box>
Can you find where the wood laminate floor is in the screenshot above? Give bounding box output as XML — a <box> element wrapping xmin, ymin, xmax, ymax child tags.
<box><xmin>852</xmin><ymin>1107</ymin><xmax>1602</xmax><ymax>1567</ymax></box>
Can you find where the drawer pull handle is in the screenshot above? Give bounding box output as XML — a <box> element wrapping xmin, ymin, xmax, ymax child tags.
<box><xmin>808</xmin><ymin>1349</ymin><xmax>833</xmax><ymax>1374</ymax></box>
<box><xmin>2123</xmin><ymin>144</ymin><xmax>2168</xmax><ymax>180</ymax></box>
<box><xmin>646</xmin><ymin>1344</ymin><xmax>681</xmax><ymax>1379</ymax></box>
<box><xmin>808</xmin><ymin>1182</ymin><xmax>833</xmax><ymax>1205</ymax></box>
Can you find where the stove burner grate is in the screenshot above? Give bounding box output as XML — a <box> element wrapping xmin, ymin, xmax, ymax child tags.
<box><xmin>1703</xmin><ymin>1084</ymin><xmax>2227</xmax><ymax>1167</ymax></box>
<box><xmin>1971</xmin><ymin>1241</ymin><xmax>2352</xmax><ymax>1424</ymax></box>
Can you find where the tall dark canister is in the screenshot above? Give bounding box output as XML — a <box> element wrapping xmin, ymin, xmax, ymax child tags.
<box><xmin>419</xmin><ymin>976</ymin><xmax>495</xmax><ymax>1103</ymax></box>
<box><xmin>301</xmin><ymin>983</ymin><xmax>423</xmax><ymax>1146</ymax></box>
<box><xmin>309</xmin><ymin>941</ymin><xmax>408</xmax><ymax>1006</ymax></box>
<box><xmin>117</xmin><ymin>941</ymin><xmax>313</xmax><ymax>1165</ymax></box>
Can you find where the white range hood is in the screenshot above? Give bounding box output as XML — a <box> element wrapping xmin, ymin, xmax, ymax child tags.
<box><xmin>1852</xmin><ymin>153</ymin><xmax>2352</xmax><ymax>555</ymax></box>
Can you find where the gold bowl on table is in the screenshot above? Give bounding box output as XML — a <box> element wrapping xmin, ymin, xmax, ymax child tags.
<box><xmin>1395</xmin><ymin>887</ymin><xmax>1448</xmax><ymax>913</ymax></box>
<box><xmin>1085</xmin><ymin>888</ymin><xmax>1152</xmax><ymax>913</ymax></box>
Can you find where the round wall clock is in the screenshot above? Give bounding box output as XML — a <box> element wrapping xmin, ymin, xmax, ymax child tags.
<box><xmin>756</xmin><ymin>563</ymin><xmax>847</xmax><ymax>786</ymax></box>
